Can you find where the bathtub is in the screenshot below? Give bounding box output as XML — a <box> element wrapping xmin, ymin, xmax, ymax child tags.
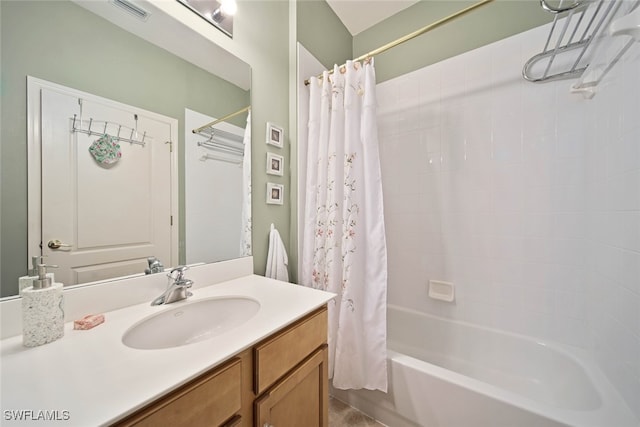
<box><xmin>331</xmin><ymin>305</ymin><xmax>639</xmax><ymax>427</ymax></box>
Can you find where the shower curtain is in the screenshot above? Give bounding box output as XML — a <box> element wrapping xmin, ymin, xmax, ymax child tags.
<box><xmin>301</xmin><ymin>60</ymin><xmax>388</xmax><ymax>392</ymax></box>
<box><xmin>240</xmin><ymin>111</ymin><xmax>252</xmax><ymax>257</ymax></box>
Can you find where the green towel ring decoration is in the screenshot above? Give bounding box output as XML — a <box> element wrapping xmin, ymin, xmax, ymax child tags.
<box><xmin>89</xmin><ymin>134</ymin><xmax>122</xmax><ymax>165</ymax></box>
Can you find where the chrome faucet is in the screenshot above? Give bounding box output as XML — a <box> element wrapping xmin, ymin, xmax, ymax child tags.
<box><xmin>151</xmin><ymin>266</ymin><xmax>193</xmax><ymax>306</ymax></box>
<box><xmin>144</xmin><ymin>256</ymin><xmax>164</xmax><ymax>275</ymax></box>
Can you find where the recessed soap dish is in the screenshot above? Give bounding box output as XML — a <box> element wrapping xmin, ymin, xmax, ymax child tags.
<box><xmin>428</xmin><ymin>280</ymin><xmax>455</xmax><ymax>302</ymax></box>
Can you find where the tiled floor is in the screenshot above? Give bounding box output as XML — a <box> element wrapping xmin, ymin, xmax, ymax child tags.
<box><xmin>329</xmin><ymin>397</ymin><xmax>385</xmax><ymax>426</ymax></box>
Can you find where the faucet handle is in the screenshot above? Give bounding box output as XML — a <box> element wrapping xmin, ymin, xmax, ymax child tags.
<box><xmin>169</xmin><ymin>265</ymin><xmax>189</xmax><ymax>280</ymax></box>
<box><xmin>177</xmin><ymin>279</ymin><xmax>193</xmax><ymax>289</ymax></box>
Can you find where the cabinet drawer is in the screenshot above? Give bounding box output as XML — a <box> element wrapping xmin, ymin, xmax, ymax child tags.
<box><xmin>115</xmin><ymin>358</ymin><xmax>242</xmax><ymax>427</ymax></box>
<box><xmin>254</xmin><ymin>306</ymin><xmax>328</xmax><ymax>395</ymax></box>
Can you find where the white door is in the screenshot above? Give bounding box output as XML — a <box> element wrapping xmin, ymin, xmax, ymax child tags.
<box><xmin>39</xmin><ymin>86</ymin><xmax>176</xmax><ymax>285</ymax></box>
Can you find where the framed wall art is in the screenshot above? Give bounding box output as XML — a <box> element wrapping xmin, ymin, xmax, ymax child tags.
<box><xmin>266</xmin><ymin>122</ymin><xmax>284</xmax><ymax>148</ymax></box>
<box><xmin>266</xmin><ymin>182</ymin><xmax>284</xmax><ymax>205</ymax></box>
<box><xmin>266</xmin><ymin>152</ymin><xmax>284</xmax><ymax>176</ymax></box>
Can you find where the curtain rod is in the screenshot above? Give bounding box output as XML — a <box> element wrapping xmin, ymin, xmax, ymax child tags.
<box><xmin>304</xmin><ymin>0</ymin><xmax>494</xmax><ymax>86</ymax></box>
<box><xmin>192</xmin><ymin>106</ymin><xmax>251</xmax><ymax>134</ymax></box>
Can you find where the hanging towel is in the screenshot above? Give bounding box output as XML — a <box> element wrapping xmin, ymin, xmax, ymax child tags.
<box><xmin>265</xmin><ymin>223</ymin><xmax>289</xmax><ymax>282</ymax></box>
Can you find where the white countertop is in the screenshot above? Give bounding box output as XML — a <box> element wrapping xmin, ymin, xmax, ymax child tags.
<box><xmin>0</xmin><ymin>275</ymin><xmax>334</xmax><ymax>426</ymax></box>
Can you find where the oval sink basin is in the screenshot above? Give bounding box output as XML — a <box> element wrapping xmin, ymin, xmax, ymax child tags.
<box><xmin>122</xmin><ymin>296</ymin><xmax>260</xmax><ymax>350</ymax></box>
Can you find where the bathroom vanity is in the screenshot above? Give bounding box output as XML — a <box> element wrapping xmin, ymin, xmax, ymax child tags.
<box><xmin>115</xmin><ymin>306</ymin><xmax>329</xmax><ymax>427</ymax></box>
<box><xmin>0</xmin><ymin>260</ymin><xmax>334</xmax><ymax>427</ymax></box>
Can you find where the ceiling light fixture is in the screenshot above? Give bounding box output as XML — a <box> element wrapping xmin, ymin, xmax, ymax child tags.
<box><xmin>219</xmin><ymin>0</ymin><xmax>237</xmax><ymax>16</ymax></box>
<box><xmin>177</xmin><ymin>0</ymin><xmax>234</xmax><ymax>38</ymax></box>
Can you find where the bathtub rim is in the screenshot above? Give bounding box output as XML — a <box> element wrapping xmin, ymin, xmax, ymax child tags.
<box><xmin>386</xmin><ymin>304</ymin><xmax>639</xmax><ymax>427</ymax></box>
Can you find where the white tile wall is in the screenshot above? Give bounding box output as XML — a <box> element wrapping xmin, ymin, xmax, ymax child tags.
<box><xmin>377</xmin><ymin>23</ymin><xmax>640</xmax><ymax>417</ymax></box>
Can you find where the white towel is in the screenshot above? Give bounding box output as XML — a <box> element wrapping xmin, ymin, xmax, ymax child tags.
<box><xmin>265</xmin><ymin>223</ymin><xmax>289</xmax><ymax>282</ymax></box>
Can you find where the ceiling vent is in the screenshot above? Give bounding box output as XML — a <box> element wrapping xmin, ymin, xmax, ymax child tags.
<box><xmin>109</xmin><ymin>0</ymin><xmax>150</xmax><ymax>21</ymax></box>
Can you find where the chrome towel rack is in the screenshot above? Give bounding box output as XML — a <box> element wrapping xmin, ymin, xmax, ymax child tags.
<box><xmin>199</xmin><ymin>153</ymin><xmax>242</xmax><ymax>165</ymax></box>
<box><xmin>192</xmin><ymin>108</ymin><xmax>247</xmax><ymax>160</ymax></box>
<box><xmin>197</xmin><ymin>138</ymin><xmax>243</xmax><ymax>156</ymax></box>
<box><xmin>196</xmin><ymin>128</ymin><xmax>244</xmax><ymax>157</ymax></box>
<box><xmin>523</xmin><ymin>0</ymin><xmax>623</xmax><ymax>83</ymax></box>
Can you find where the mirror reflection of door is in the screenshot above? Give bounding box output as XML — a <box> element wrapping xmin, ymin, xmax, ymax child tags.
<box><xmin>33</xmin><ymin>79</ymin><xmax>177</xmax><ymax>285</ymax></box>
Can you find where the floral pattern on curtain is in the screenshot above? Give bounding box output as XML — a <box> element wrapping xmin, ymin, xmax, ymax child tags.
<box><xmin>301</xmin><ymin>60</ymin><xmax>388</xmax><ymax>392</ymax></box>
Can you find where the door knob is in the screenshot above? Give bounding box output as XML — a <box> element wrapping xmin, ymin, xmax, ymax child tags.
<box><xmin>47</xmin><ymin>239</ymin><xmax>71</xmax><ymax>249</ymax></box>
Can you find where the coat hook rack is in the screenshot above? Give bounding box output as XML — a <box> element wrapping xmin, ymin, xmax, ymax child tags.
<box><xmin>71</xmin><ymin>114</ymin><xmax>148</xmax><ymax>146</ymax></box>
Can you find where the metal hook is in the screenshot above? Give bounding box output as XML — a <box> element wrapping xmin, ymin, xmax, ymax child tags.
<box><xmin>78</xmin><ymin>99</ymin><xmax>84</xmax><ymax>130</ymax></box>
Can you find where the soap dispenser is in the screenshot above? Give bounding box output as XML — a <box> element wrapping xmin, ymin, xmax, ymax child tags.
<box><xmin>18</xmin><ymin>256</ymin><xmax>55</xmax><ymax>294</ymax></box>
<box><xmin>22</xmin><ymin>264</ymin><xmax>64</xmax><ymax>347</ymax></box>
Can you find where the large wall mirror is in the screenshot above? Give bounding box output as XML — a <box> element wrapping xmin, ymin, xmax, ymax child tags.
<box><xmin>0</xmin><ymin>0</ymin><xmax>251</xmax><ymax>297</ymax></box>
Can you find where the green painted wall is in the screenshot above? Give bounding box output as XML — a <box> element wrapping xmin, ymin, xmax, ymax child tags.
<box><xmin>297</xmin><ymin>0</ymin><xmax>353</xmax><ymax>69</ymax></box>
<box><xmin>198</xmin><ymin>0</ymin><xmax>291</xmax><ymax>277</ymax></box>
<box><xmin>353</xmin><ymin>0</ymin><xmax>552</xmax><ymax>83</ymax></box>
<box><xmin>0</xmin><ymin>0</ymin><xmax>249</xmax><ymax>297</ymax></box>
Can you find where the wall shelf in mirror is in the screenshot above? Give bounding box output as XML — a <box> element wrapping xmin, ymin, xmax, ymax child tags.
<box><xmin>191</xmin><ymin>106</ymin><xmax>250</xmax><ymax>165</ymax></box>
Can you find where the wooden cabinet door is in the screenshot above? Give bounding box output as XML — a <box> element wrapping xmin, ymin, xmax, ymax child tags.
<box><xmin>254</xmin><ymin>307</ymin><xmax>328</xmax><ymax>395</ymax></box>
<box><xmin>254</xmin><ymin>346</ymin><xmax>328</xmax><ymax>427</ymax></box>
<box><xmin>114</xmin><ymin>358</ymin><xmax>242</xmax><ymax>427</ymax></box>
